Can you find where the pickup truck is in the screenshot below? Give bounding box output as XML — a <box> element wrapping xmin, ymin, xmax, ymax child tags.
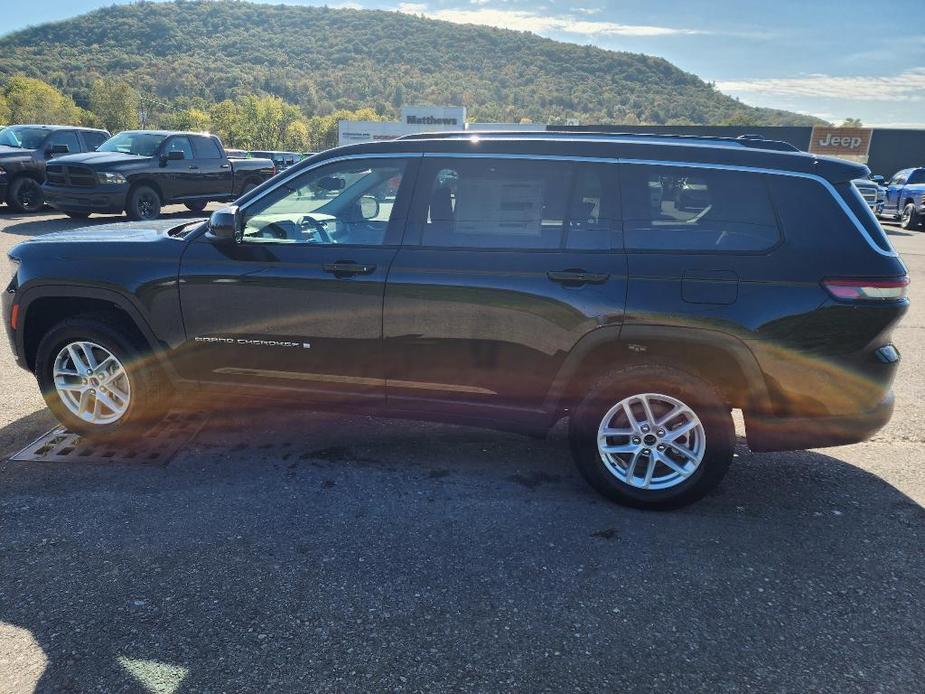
<box><xmin>42</xmin><ymin>130</ymin><xmax>276</xmax><ymax>220</ymax></box>
<box><xmin>877</xmin><ymin>167</ymin><xmax>925</xmax><ymax>230</ymax></box>
<box><xmin>0</xmin><ymin>124</ymin><xmax>111</xmax><ymax>212</ymax></box>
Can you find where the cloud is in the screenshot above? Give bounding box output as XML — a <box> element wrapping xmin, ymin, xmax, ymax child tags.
<box><xmin>395</xmin><ymin>6</ymin><xmax>705</xmax><ymax>37</ymax></box>
<box><xmin>716</xmin><ymin>68</ymin><xmax>925</xmax><ymax>102</ymax></box>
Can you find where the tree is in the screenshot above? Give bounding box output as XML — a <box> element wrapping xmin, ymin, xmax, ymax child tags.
<box><xmin>0</xmin><ymin>92</ymin><xmax>10</xmax><ymax>124</ymax></box>
<box><xmin>841</xmin><ymin>117</ymin><xmax>864</xmax><ymax>127</ymax></box>
<box><xmin>3</xmin><ymin>76</ymin><xmax>84</xmax><ymax>125</ymax></box>
<box><xmin>88</xmin><ymin>79</ymin><xmax>140</xmax><ymax>132</ymax></box>
<box><xmin>238</xmin><ymin>95</ymin><xmax>302</xmax><ymax>150</ymax></box>
<box><xmin>283</xmin><ymin>120</ymin><xmax>310</xmax><ymax>152</ymax></box>
<box><xmin>209</xmin><ymin>100</ymin><xmax>246</xmax><ymax>148</ymax></box>
<box><xmin>171</xmin><ymin>108</ymin><xmax>211</xmax><ymax>132</ymax></box>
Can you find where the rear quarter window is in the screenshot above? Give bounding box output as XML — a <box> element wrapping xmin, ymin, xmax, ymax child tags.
<box><xmin>620</xmin><ymin>164</ymin><xmax>780</xmax><ymax>253</ymax></box>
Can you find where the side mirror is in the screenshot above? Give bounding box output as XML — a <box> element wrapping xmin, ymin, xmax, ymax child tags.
<box><xmin>871</xmin><ymin>175</ymin><xmax>885</xmax><ymax>185</ymax></box>
<box><xmin>208</xmin><ymin>205</ymin><xmax>241</xmax><ymax>242</ymax></box>
<box><xmin>49</xmin><ymin>144</ymin><xmax>70</xmax><ymax>155</ymax></box>
<box><xmin>317</xmin><ymin>175</ymin><xmax>345</xmax><ymax>192</ymax></box>
<box><xmin>359</xmin><ymin>195</ymin><xmax>380</xmax><ymax>220</ymax></box>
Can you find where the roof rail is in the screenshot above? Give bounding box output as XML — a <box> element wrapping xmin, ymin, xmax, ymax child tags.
<box><xmin>396</xmin><ymin>130</ymin><xmax>801</xmax><ymax>152</ymax></box>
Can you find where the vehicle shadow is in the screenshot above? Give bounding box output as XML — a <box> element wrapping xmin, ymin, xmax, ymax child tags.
<box><xmin>0</xmin><ymin>207</ymin><xmax>214</xmax><ymax>237</ymax></box>
<box><xmin>0</xmin><ymin>408</ymin><xmax>922</xmax><ymax>691</ymax></box>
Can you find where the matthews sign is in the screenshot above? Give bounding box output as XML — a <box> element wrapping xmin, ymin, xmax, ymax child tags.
<box><xmin>809</xmin><ymin>126</ymin><xmax>873</xmax><ymax>158</ymax></box>
<box><xmin>401</xmin><ymin>106</ymin><xmax>466</xmax><ymax>128</ymax></box>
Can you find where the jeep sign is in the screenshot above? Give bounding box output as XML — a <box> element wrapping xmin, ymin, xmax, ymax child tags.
<box><xmin>809</xmin><ymin>126</ymin><xmax>873</xmax><ymax>157</ymax></box>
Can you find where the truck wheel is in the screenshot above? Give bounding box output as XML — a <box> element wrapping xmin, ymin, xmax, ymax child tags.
<box><xmin>126</xmin><ymin>185</ymin><xmax>161</xmax><ymax>221</ymax></box>
<box><xmin>184</xmin><ymin>201</ymin><xmax>208</xmax><ymax>213</ymax></box>
<box><xmin>6</xmin><ymin>177</ymin><xmax>44</xmax><ymax>213</ymax></box>
<box><xmin>569</xmin><ymin>365</ymin><xmax>734</xmax><ymax>510</ymax></box>
<box><xmin>900</xmin><ymin>203</ymin><xmax>921</xmax><ymax>230</ymax></box>
<box><xmin>240</xmin><ymin>181</ymin><xmax>258</xmax><ymax>196</ymax></box>
<box><xmin>35</xmin><ymin>314</ymin><xmax>169</xmax><ymax>440</ymax></box>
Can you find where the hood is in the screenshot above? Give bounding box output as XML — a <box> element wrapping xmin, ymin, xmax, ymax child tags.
<box><xmin>0</xmin><ymin>145</ymin><xmax>32</xmax><ymax>160</ymax></box>
<box><xmin>20</xmin><ymin>219</ymin><xmax>199</xmax><ymax>246</ymax></box>
<box><xmin>50</xmin><ymin>151</ymin><xmax>149</xmax><ymax>168</ymax></box>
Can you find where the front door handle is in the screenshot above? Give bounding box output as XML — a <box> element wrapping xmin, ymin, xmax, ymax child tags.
<box><xmin>220</xmin><ymin>163</ymin><xmax>231</xmax><ymax>169</ymax></box>
<box><xmin>322</xmin><ymin>261</ymin><xmax>377</xmax><ymax>277</ymax></box>
<box><xmin>547</xmin><ymin>269</ymin><xmax>610</xmax><ymax>285</ymax></box>
<box><xmin>188</xmin><ymin>164</ymin><xmax>200</xmax><ymax>170</ymax></box>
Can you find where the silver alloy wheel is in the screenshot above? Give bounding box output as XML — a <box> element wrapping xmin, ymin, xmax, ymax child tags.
<box><xmin>901</xmin><ymin>205</ymin><xmax>913</xmax><ymax>227</ymax></box>
<box><xmin>597</xmin><ymin>392</ymin><xmax>706</xmax><ymax>491</ymax></box>
<box><xmin>53</xmin><ymin>341</ymin><xmax>131</xmax><ymax>425</ymax></box>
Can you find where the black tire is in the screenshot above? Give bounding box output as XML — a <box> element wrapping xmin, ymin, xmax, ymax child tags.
<box><xmin>184</xmin><ymin>200</ymin><xmax>208</xmax><ymax>213</ymax></box>
<box><xmin>65</xmin><ymin>212</ymin><xmax>91</xmax><ymax>220</ymax></box>
<box><xmin>6</xmin><ymin>176</ymin><xmax>44</xmax><ymax>213</ymax></box>
<box><xmin>240</xmin><ymin>181</ymin><xmax>258</xmax><ymax>196</ymax></box>
<box><xmin>900</xmin><ymin>203</ymin><xmax>921</xmax><ymax>230</ymax></box>
<box><xmin>569</xmin><ymin>365</ymin><xmax>734</xmax><ymax>510</ymax></box>
<box><xmin>35</xmin><ymin>314</ymin><xmax>169</xmax><ymax>440</ymax></box>
<box><xmin>126</xmin><ymin>185</ymin><xmax>162</xmax><ymax>221</ymax></box>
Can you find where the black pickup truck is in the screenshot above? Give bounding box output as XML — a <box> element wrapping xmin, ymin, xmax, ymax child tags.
<box><xmin>42</xmin><ymin>130</ymin><xmax>276</xmax><ymax>220</ymax></box>
<box><xmin>0</xmin><ymin>124</ymin><xmax>111</xmax><ymax>212</ymax></box>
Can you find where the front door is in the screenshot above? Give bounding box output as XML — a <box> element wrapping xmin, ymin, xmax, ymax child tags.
<box><xmin>383</xmin><ymin>156</ymin><xmax>627</xmax><ymax>420</ymax></box>
<box><xmin>884</xmin><ymin>171</ymin><xmax>907</xmax><ymax>215</ymax></box>
<box><xmin>177</xmin><ymin>155</ymin><xmax>418</xmax><ymax>407</ymax></box>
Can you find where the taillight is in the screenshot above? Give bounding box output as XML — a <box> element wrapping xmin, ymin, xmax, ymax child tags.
<box><xmin>823</xmin><ymin>276</ymin><xmax>910</xmax><ymax>302</ymax></box>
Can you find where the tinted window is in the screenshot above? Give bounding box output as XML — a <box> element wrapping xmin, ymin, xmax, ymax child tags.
<box><xmin>565</xmin><ymin>163</ymin><xmax>620</xmax><ymax>250</ymax></box>
<box><xmin>47</xmin><ymin>130</ymin><xmax>81</xmax><ymax>155</ymax></box>
<box><xmin>907</xmin><ymin>169</ymin><xmax>925</xmax><ymax>184</ymax></box>
<box><xmin>621</xmin><ymin>164</ymin><xmax>780</xmax><ymax>252</ymax></box>
<box><xmin>165</xmin><ymin>137</ymin><xmax>194</xmax><ymax>160</ymax></box>
<box><xmin>81</xmin><ymin>131</ymin><xmax>108</xmax><ymax>151</ymax></box>
<box><xmin>836</xmin><ymin>182</ymin><xmax>897</xmax><ymax>254</ymax></box>
<box><xmin>192</xmin><ymin>136</ymin><xmax>223</xmax><ymax>159</ymax></box>
<box><xmin>416</xmin><ymin>158</ymin><xmax>570</xmax><ymax>249</ymax></box>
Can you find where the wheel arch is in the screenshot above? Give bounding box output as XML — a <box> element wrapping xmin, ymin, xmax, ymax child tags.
<box><xmin>545</xmin><ymin>325</ymin><xmax>772</xmax><ymax>417</ymax></box>
<box><xmin>17</xmin><ymin>285</ymin><xmax>172</xmax><ymax>377</ymax></box>
<box><xmin>127</xmin><ymin>179</ymin><xmax>164</xmax><ymax>205</ymax></box>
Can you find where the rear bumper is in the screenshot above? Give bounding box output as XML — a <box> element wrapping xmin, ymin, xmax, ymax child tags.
<box><xmin>746</xmin><ymin>392</ymin><xmax>894</xmax><ymax>452</ymax></box>
<box><xmin>43</xmin><ymin>184</ymin><xmax>127</xmax><ymax>214</ymax></box>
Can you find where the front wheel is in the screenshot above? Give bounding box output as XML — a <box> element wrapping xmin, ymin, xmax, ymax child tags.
<box><xmin>184</xmin><ymin>200</ymin><xmax>208</xmax><ymax>213</ymax></box>
<box><xmin>6</xmin><ymin>177</ymin><xmax>44</xmax><ymax>213</ymax></box>
<box><xmin>35</xmin><ymin>315</ymin><xmax>168</xmax><ymax>439</ymax></box>
<box><xmin>126</xmin><ymin>185</ymin><xmax>162</xmax><ymax>221</ymax></box>
<box><xmin>900</xmin><ymin>203</ymin><xmax>921</xmax><ymax>230</ymax></box>
<box><xmin>569</xmin><ymin>366</ymin><xmax>734</xmax><ymax>510</ymax></box>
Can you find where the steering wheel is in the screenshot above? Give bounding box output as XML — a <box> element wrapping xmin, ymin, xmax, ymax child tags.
<box><xmin>299</xmin><ymin>215</ymin><xmax>333</xmax><ymax>244</ymax></box>
<box><xmin>255</xmin><ymin>221</ymin><xmax>291</xmax><ymax>240</ymax></box>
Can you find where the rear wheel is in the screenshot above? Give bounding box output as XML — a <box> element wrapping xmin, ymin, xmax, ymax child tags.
<box><xmin>184</xmin><ymin>200</ymin><xmax>208</xmax><ymax>213</ymax></box>
<box><xmin>900</xmin><ymin>203</ymin><xmax>921</xmax><ymax>230</ymax></box>
<box><xmin>126</xmin><ymin>185</ymin><xmax>161</xmax><ymax>221</ymax></box>
<box><xmin>6</xmin><ymin>177</ymin><xmax>44</xmax><ymax>213</ymax></box>
<box><xmin>35</xmin><ymin>315</ymin><xmax>169</xmax><ymax>439</ymax></box>
<box><xmin>569</xmin><ymin>366</ymin><xmax>734</xmax><ymax>510</ymax></box>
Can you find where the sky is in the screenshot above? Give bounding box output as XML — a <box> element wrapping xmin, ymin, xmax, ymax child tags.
<box><xmin>5</xmin><ymin>0</ymin><xmax>925</xmax><ymax>127</ymax></box>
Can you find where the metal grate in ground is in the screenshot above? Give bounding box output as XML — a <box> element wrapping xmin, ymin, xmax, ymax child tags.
<box><xmin>8</xmin><ymin>411</ymin><xmax>209</xmax><ymax>465</ymax></box>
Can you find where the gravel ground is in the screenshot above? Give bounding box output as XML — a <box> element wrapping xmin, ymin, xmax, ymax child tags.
<box><xmin>0</xmin><ymin>205</ymin><xmax>922</xmax><ymax>693</ymax></box>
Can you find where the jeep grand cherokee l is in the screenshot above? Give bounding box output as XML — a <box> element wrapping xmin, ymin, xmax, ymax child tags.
<box><xmin>3</xmin><ymin>132</ymin><xmax>908</xmax><ymax>509</ymax></box>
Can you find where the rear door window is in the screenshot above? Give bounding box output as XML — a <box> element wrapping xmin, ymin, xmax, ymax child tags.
<box><xmin>413</xmin><ymin>157</ymin><xmax>570</xmax><ymax>249</ymax></box>
<box><xmin>192</xmin><ymin>136</ymin><xmax>223</xmax><ymax>159</ymax></box>
<box><xmin>621</xmin><ymin>164</ymin><xmax>780</xmax><ymax>253</ymax></box>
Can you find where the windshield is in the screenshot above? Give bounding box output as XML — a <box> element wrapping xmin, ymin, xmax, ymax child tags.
<box><xmin>0</xmin><ymin>126</ymin><xmax>50</xmax><ymax>150</ymax></box>
<box><xmin>97</xmin><ymin>132</ymin><xmax>167</xmax><ymax>157</ymax></box>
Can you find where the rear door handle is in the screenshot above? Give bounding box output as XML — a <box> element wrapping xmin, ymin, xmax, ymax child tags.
<box><xmin>322</xmin><ymin>262</ymin><xmax>377</xmax><ymax>276</ymax></box>
<box><xmin>220</xmin><ymin>163</ymin><xmax>231</xmax><ymax>169</ymax></box>
<box><xmin>188</xmin><ymin>165</ymin><xmax>200</xmax><ymax>170</ymax></box>
<box><xmin>547</xmin><ymin>269</ymin><xmax>610</xmax><ymax>285</ymax></box>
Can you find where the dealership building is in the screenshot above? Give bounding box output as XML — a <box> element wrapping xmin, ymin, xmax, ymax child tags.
<box><xmin>340</xmin><ymin>108</ymin><xmax>923</xmax><ymax>178</ymax></box>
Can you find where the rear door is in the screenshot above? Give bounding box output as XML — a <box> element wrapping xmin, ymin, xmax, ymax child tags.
<box><xmin>383</xmin><ymin>155</ymin><xmax>627</xmax><ymax>420</ymax></box>
<box><xmin>190</xmin><ymin>135</ymin><xmax>232</xmax><ymax>198</ymax></box>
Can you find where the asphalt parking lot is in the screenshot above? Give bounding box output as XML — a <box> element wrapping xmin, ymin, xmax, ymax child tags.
<box><xmin>0</xmin><ymin>205</ymin><xmax>922</xmax><ymax>693</ymax></box>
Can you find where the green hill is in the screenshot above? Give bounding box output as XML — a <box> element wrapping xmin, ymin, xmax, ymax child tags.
<box><xmin>0</xmin><ymin>0</ymin><xmax>823</xmax><ymax>126</ymax></box>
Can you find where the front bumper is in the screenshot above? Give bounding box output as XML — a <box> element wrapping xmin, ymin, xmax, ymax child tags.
<box><xmin>745</xmin><ymin>391</ymin><xmax>894</xmax><ymax>452</ymax></box>
<box><xmin>0</xmin><ymin>180</ymin><xmax>8</xmax><ymax>204</ymax></box>
<box><xmin>1</xmin><ymin>284</ymin><xmax>25</xmax><ymax>370</ymax></box>
<box><xmin>43</xmin><ymin>184</ymin><xmax>128</xmax><ymax>214</ymax></box>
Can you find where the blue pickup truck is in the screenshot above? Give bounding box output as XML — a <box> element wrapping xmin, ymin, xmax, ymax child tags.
<box><xmin>877</xmin><ymin>167</ymin><xmax>925</xmax><ymax>229</ymax></box>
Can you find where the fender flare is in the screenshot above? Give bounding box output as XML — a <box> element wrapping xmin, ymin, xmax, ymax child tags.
<box><xmin>14</xmin><ymin>282</ymin><xmax>178</xmax><ymax>378</ymax></box>
<box><xmin>543</xmin><ymin>323</ymin><xmax>772</xmax><ymax>415</ymax></box>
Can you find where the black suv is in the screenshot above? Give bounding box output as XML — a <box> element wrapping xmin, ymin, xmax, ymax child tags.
<box><xmin>3</xmin><ymin>133</ymin><xmax>909</xmax><ymax>509</ymax></box>
<box><xmin>0</xmin><ymin>124</ymin><xmax>111</xmax><ymax>212</ymax></box>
